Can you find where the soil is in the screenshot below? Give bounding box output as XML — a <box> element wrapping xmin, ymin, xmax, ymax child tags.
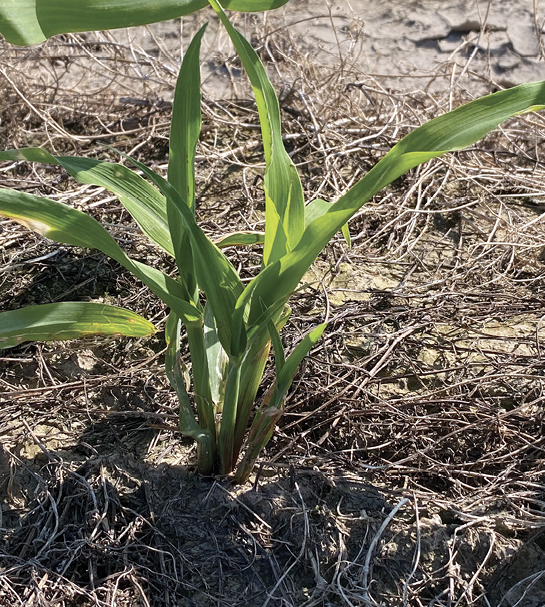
<box><xmin>1</xmin><ymin>1</ymin><xmax>545</xmax><ymax>606</ymax></box>
<box><xmin>121</xmin><ymin>0</ymin><xmax>545</xmax><ymax>98</ymax></box>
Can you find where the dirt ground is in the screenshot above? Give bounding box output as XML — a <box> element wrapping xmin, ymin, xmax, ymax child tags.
<box><xmin>1</xmin><ymin>1</ymin><xmax>545</xmax><ymax>605</ymax></box>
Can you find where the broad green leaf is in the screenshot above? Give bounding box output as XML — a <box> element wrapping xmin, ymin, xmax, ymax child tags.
<box><xmin>214</xmin><ymin>231</ymin><xmax>265</xmax><ymax>248</ymax></box>
<box><xmin>0</xmin><ymin>302</ymin><xmax>155</xmax><ymax>348</ymax></box>
<box><xmin>263</xmin><ymin>191</ymin><xmax>288</xmax><ymax>265</ymax></box>
<box><xmin>231</xmin><ymin>288</ymin><xmax>287</xmax><ymax>360</ymax></box>
<box><xmin>1</xmin><ymin>140</ymin><xmax>241</xmax><ymax>346</ymax></box>
<box><xmin>208</xmin><ymin>0</ymin><xmax>305</xmax><ymax>266</ymax></box>
<box><xmin>119</xmin><ymin>152</ymin><xmax>245</xmax><ymax>355</ymax></box>
<box><xmin>167</xmin><ymin>25</ymin><xmax>207</xmax><ymax>304</ymax></box>
<box><xmin>165</xmin><ymin>31</ymin><xmax>221</xmax><ymax>435</ymax></box>
<box><xmin>0</xmin><ymin>148</ymin><xmax>174</xmax><ymax>257</ymax></box>
<box><xmin>0</xmin><ymin>0</ymin><xmax>290</xmax><ymax>46</ymax></box>
<box><xmin>304</xmin><ymin>198</ymin><xmax>350</xmax><ymax>246</ymax></box>
<box><xmin>236</xmin><ymin>81</ymin><xmax>545</xmax><ymax>331</ymax></box>
<box><xmin>63</xmin><ymin>157</ymin><xmax>173</xmax><ymax>256</ymax></box>
<box><xmin>168</xmin><ymin>25</ymin><xmax>205</xmax><ymax>215</ymax></box>
<box><xmin>0</xmin><ymin>188</ymin><xmax>202</xmax><ymax>322</ymax></box>
<box><xmin>304</xmin><ymin>198</ymin><xmax>331</xmax><ymax>228</ymax></box>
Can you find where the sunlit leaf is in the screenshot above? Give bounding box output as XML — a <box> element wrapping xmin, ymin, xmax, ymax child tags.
<box><xmin>237</xmin><ymin>81</ymin><xmax>545</xmax><ymax>332</ymax></box>
<box><xmin>0</xmin><ymin>148</ymin><xmax>174</xmax><ymax>257</ymax></box>
<box><xmin>167</xmin><ymin>24</ymin><xmax>207</xmax><ymax>304</ymax></box>
<box><xmin>118</xmin><ymin>152</ymin><xmax>245</xmax><ymax>355</ymax></box>
<box><xmin>0</xmin><ymin>302</ymin><xmax>156</xmax><ymax>348</ymax></box>
<box><xmin>214</xmin><ymin>231</ymin><xmax>265</xmax><ymax>248</ymax></box>
<box><xmin>209</xmin><ymin>0</ymin><xmax>305</xmax><ymax>266</ymax></box>
<box><xmin>204</xmin><ymin>303</ymin><xmax>229</xmax><ymax>407</ymax></box>
<box><xmin>0</xmin><ymin>188</ymin><xmax>202</xmax><ymax>322</ymax></box>
<box><xmin>304</xmin><ymin>198</ymin><xmax>350</xmax><ymax>246</ymax></box>
<box><xmin>0</xmin><ymin>0</ymin><xmax>290</xmax><ymax>46</ymax></box>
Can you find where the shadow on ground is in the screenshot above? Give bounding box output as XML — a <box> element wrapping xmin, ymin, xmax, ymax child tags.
<box><xmin>1</xmin><ymin>420</ymin><xmax>545</xmax><ymax>606</ymax></box>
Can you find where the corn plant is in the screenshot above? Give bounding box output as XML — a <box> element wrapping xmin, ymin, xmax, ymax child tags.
<box><xmin>1</xmin><ymin>1</ymin><xmax>545</xmax><ymax>481</ymax></box>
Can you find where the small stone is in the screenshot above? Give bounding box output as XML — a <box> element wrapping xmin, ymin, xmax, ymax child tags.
<box><xmin>76</xmin><ymin>351</ymin><xmax>97</xmax><ymax>371</ymax></box>
<box><xmin>496</xmin><ymin>51</ymin><xmax>522</xmax><ymax>72</ymax></box>
<box><xmin>508</xmin><ymin>21</ymin><xmax>541</xmax><ymax>56</ymax></box>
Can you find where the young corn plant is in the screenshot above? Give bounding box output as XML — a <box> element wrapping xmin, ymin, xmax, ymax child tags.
<box><xmin>1</xmin><ymin>0</ymin><xmax>545</xmax><ymax>481</ymax></box>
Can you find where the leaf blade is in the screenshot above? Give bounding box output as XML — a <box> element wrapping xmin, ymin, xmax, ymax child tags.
<box><xmin>0</xmin><ymin>0</ymin><xmax>290</xmax><ymax>46</ymax></box>
<box><xmin>0</xmin><ymin>302</ymin><xmax>156</xmax><ymax>348</ymax></box>
<box><xmin>0</xmin><ymin>188</ymin><xmax>202</xmax><ymax>323</ymax></box>
<box><xmin>237</xmin><ymin>81</ymin><xmax>545</xmax><ymax>331</ymax></box>
<box><xmin>0</xmin><ymin>148</ymin><xmax>174</xmax><ymax>257</ymax></box>
<box><xmin>214</xmin><ymin>231</ymin><xmax>265</xmax><ymax>248</ymax></box>
<box><xmin>167</xmin><ymin>24</ymin><xmax>207</xmax><ymax>303</ymax></box>
<box><xmin>117</xmin><ymin>153</ymin><xmax>245</xmax><ymax>355</ymax></box>
<box><xmin>168</xmin><ymin>24</ymin><xmax>206</xmax><ymax>214</ymax></box>
<box><xmin>208</xmin><ymin>0</ymin><xmax>305</xmax><ymax>265</ymax></box>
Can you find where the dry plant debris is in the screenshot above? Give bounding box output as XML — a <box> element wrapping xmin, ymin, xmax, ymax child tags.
<box><xmin>1</xmin><ymin>11</ymin><xmax>545</xmax><ymax>607</ymax></box>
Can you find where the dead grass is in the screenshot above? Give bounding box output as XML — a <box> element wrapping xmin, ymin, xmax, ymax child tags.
<box><xmin>1</xmin><ymin>10</ymin><xmax>545</xmax><ymax>607</ymax></box>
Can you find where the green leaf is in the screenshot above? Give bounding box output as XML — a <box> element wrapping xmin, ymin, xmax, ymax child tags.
<box><xmin>165</xmin><ymin>311</ymin><xmax>215</xmax><ymax>473</ymax></box>
<box><xmin>304</xmin><ymin>198</ymin><xmax>350</xmax><ymax>246</ymax></box>
<box><xmin>0</xmin><ymin>0</ymin><xmax>290</xmax><ymax>46</ymax></box>
<box><xmin>214</xmin><ymin>231</ymin><xmax>265</xmax><ymax>248</ymax></box>
<box><xmin>217</xmin><ymin>355</ymin><xmax>241</xmax><ymax>474</ymax></box>
<box><xmin>0</xmin><ymin>188</ymin><xmax>202</xmax><ymax>323</ymax></box>
<box><xmin>208</xmin><ymin>0</ymin><xmax>305</xmax><ymax>266</ymax></box>
<box><xmin>0</xmin><ymin>302</ymin><xmax>155</xmax><ymax>348</ymax></box>
<box><xmin>118</xmin><ymin>152</ymin><xmax>245</xmax><ymax>355</ymax></box>
<box><xmin>304</xmin><ymin>198</ymin><xmax>331</xmax><ymax>228</ymax></box>
<box><xmin>263</xmin><ymin>191</ymin><xmax>288</xmax><ymax>264</ymax></box>
<box><xmin>0</xmin><ymin>148</ymin><xmax>174</xmax><ymax>257</ymax></box>
<box><xmin>235</xmin><ymin>323</ymin><xmax>326</xmax><ymax>483</ymax></box>
<box><xmin>341</xmin><ymin>222</ymin><xmax>351</xmax><ymax>248</ymax></box>
<box><xmin>168</xmin><ymin>25</ymin><xmax>206</xmax><ymax>215</ymax></box>
<box><xmin>167</xmin><ymin>24</ymin><xmax>207</xmax><ymax>304</ymax></box>
<box><xmin>204</xmin><ymin>303</ymin><xmax>229</xmax><ymax>407</ymax></box>
<box><xmin>237</xmin><ymin>81</ymin><xmax>545</xmax><ymax>331</ymax></box>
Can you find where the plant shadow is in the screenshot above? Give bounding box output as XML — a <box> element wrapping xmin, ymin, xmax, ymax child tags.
<box><xmin>2</xmin><ymin>420</ymin><xmax>545</xmax><ymax>606</ymax></box>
